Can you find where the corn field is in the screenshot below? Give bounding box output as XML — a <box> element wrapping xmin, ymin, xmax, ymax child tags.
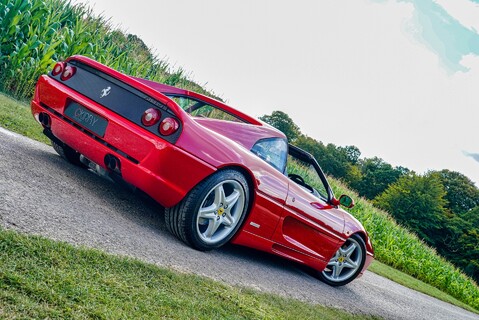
<box><xmin>0</xmin><ymin>0</ymin><xmax>211</xmax><ymax>100</ymax></box>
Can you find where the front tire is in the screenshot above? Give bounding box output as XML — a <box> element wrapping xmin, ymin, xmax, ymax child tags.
<box><xmin>318</xmin><ymin>234</ymin><xmax>366</xmax><ymax>286</ymax></box>
<box><xmin>165</xmin><ymin>169</ymin><xmax>250</xmax><ymax>251</ymax></box>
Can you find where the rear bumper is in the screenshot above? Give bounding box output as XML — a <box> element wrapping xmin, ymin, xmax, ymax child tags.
<box><xmin>31</xmin><ymin>75</ymin><xmax>215</xmax><ymax>207</ymax></box>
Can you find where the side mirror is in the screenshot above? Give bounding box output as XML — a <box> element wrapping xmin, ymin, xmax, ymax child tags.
<box><xmin>338</xmin><ymin>194</ymin><xmax>355</xmax><ymax>208</ymax></box>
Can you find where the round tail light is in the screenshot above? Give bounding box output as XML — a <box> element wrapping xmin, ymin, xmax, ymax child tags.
<box><xmin>141</xmin><ymin>108</ymin><xmax>161</xmax><ymax>126</ymax></box>
<box><xmin>159</xmin><ymin>117</ymin><xmax>179</xmax><ymax>136</ymax></box>
<box><xmin>60</xmin><ymin>65</ymin><xmax>76</xmax><ymax>81</ymax></box>
<box><xmin>51</xmin><ymin>62</ymin><xmax>64</xmax><ymax>76</ymax></box>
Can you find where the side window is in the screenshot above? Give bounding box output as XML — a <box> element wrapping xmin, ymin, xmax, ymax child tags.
<box><xmin>251</xmin><ymin>138</ymin><xmax>288</xmax><ymax>173</ymax></box>
<box><xmin>287</xmin><ymin>156</ymin><xmax>329</xmax><ymax>200</ymax></box>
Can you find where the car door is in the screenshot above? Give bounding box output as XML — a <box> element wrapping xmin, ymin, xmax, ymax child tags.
<box><xmin>272</xmin><ymin>147</ymin><xmax>346</xmax><ymax>263</ymax></box>
<box><xmin>278</xmin><ymin>182</ymin><xmax>345</xmax><ymax>261</ymax></box>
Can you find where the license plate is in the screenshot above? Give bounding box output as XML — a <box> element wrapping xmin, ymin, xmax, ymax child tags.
<box><xmin>64</xmin><ymin>102</ymin><xmax>108</xmax><ymax>137</ymax></box>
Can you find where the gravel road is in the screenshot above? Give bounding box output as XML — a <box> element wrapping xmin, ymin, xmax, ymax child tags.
<box><xmin>0</xmin><ymin>126</ymin><xmax>478</xmax><ymax>320</ymax></box>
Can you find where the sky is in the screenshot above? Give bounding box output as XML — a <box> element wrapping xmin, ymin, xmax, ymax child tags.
<box><xmin>77</xmin><ymin>0</ymin><xmax>479</xmax><ymax>185</ymax></box>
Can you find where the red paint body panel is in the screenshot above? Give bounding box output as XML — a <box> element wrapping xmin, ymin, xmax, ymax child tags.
<box><xmin>32</xmin><ymin>75</ymin><xmax>216</xmax><ymax>208</ymax></box>
<box><xmin>235</xmin><ymin>166</ymin><xmax>290</xmax><ymax>240</ymax></box>
<box><xmin>194</xmin><ymin>118</ymin><xmax>284</xmax><ymax>150</ymax></box>
<box><xmin>31</xmin><ymin>55</ymin><xmax>373</xmax><ymax>281</ymax></box>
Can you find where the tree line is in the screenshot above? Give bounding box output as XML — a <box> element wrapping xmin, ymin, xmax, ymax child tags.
<box><xmin>260</xmin><ymin>111</ymin><xmax>479</xmax><ymax>283</ymax></box>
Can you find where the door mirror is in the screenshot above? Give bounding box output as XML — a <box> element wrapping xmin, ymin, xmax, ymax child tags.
<box><xmin>339</xmin><ymin>194</ymin><xmax>355</xmax><ymax>208</ymax></box>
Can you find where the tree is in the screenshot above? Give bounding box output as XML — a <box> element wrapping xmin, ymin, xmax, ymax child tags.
<box><xmin>374</xmin><ymin>173</ymin><xmax>447</xmax><ymax>246</ymax></box>
<box><xmin>375</xmin><ymin>172</ymin><xmax>479</xmax><ymax>282</ymax></box>
<box><xmin>437</xmin><ymin>210</ymin><xmax>479</xmax><ymax>283</ymax></box>
<box><xmin>461</xmin><ymin>205</ymin><xmax>479</xmax><ymax>229</ymax></box>
<box><xmin>259</xmin><ymin>111</ymin><xmax>301</xmax><ymax>142</ymax></box>
<box><xmin>341</xmin><ymin>145</ymin><xmax>361</xmax><ymax>165</ymax></box>
<box><xmin>294</xmin><ymin>135</ymin><xmax>359</xmax><ymax>181</ymax></box>
<box><xmin>350</xmin><ymin>157</ymin><xmax>409</xmax><ymax>200</ymax></box>
<box><xmin>430</xmin><ymin>169</ymin><xmax>479</xmax><ymax>215</ymax></box>
<box><xmin>260</xmin><ymin>111</ymin><xmax>363</xmax><ymax>183</ymax></box>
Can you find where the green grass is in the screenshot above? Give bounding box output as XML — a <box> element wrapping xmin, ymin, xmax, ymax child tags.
<box><xmin>0</xmin><ymin>228</ymin><xmax>378</xmax><ymax>319</ymax></box>
<box><xmin>0</xmin><ymin>93</ymin><xmax>49</xmax><ymax>144</ymax></box>
<box><xmin>369</xmin><ymin>261</ymin><xmax>478</xmax><ymax>314</ymax></box>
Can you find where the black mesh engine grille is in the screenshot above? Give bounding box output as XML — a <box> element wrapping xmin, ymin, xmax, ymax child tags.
<box><xmin>49</xmin><ymin>60</ymin><xmax>182</xmax><ymax>144</ymax></box>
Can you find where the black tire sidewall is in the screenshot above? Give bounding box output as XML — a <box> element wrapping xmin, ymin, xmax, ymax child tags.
<box><xmin>185</xmin><ymin>169</ymin><xmax>250</xmax><ymax>251</ymax></box>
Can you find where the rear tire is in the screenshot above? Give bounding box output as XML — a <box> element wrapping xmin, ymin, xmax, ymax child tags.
<box><xmin>51</xmin><ymin>140</ymin><xmax>87</xmax><ymax>168</ymax></box>
<box><xmin>165</xmin><ymin>169</ymin><xmax>250</xmax><ymax>251</ymax></box>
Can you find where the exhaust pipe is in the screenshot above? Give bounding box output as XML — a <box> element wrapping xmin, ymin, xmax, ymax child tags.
<box><xmin>85</xmin><ymin>154</ymin><xmax>134</xmax><ymax>192</ymax></box>
<box><xmin>38</xmin><ymin>112</ymin><xmax>51</xmax><ymax>127</ymax></box>
<box><xmin>80</xmin><ymin>155</ymin><xmax>110</xmax><ymax>179</ymax></box>
<box><xmin>104</xmin><ymin>154</ymin><xmax>121</xmax><ymax>174</ymax></box>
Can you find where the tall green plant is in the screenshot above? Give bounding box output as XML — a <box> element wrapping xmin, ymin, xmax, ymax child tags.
<box><xmin>0</xmin><ymin>0</ymin><xmax>216</xmax><ymax>100</ymax></box>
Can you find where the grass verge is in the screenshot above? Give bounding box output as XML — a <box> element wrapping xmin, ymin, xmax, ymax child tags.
<box><xmin>0</xmin><ymin>228</ymin><xmax>377</xmax><ymax>319</ymax></box>
<box><xmin>369</xmin><ymin>261</ymin><xmax>478</xmax><ymax>314</ymax></box>
<box><xmin>0</xmin><ymin>93</ymin><xmax>49</xmax><ymax>144</ymax></box>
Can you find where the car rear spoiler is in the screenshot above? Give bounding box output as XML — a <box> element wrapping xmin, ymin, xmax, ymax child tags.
<box><xmin>132</xmin><ymin>77</ymin><xmax>264</xmax><ymax>126</ymax></box>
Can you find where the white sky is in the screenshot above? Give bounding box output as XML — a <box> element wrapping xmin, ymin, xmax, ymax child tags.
<box><xmin>77</xmin><ymin>0</ymin><xmax>479</xmax><ymax>185</ymax></box>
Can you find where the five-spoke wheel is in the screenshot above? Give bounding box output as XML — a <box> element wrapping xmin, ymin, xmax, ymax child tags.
<box><xmin>319</xmin><ymin>234</ymin><xmax>366</xmax><ymax>286</ymax></box>
<box><xmin>165</xmin><ymin>169</ymin><xmax>249</xmax><ymax>251</ymax></box>
<box><xmin>196</xmin><ymin>179</ymin><xmax>246</xmax><ymax>245</ymax></box>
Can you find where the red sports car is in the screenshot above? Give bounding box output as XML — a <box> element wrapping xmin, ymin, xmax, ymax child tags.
<box><xmin>31</xmin><ymin>55</ymin><xmax>373</xmax><ymax>286</ymax></box>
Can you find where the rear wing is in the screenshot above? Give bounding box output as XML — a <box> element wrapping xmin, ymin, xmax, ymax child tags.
<box><xmin>132</xmin><ymin>77</ymin><xmax>263</xmax><ymax>126</ymax></box>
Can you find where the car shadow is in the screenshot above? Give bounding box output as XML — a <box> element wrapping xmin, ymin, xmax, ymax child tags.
<box><xmin>32</xmin><ymin>147</ymin><xmax>168</xmax><ymax>232</ymax></box>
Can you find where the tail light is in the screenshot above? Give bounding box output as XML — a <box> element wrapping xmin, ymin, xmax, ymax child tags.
<box><xmin>141</xmin><ymin>108</ymin><xmax>161</xmax><ymax>126</ymax></box>
<box><xmin>159</xmin><ymin>117</ymin><xmax>179</xmax><ymax>136</ymax></box>
<box><xmin>51</xmin><ymin>62</ymin><xmax>65</xmax><ymax>76</ymax></box>
<box><xmin>60</xmin><ymin>65</ymin><xmax>76</xmax><ymax>81</ymax></box>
